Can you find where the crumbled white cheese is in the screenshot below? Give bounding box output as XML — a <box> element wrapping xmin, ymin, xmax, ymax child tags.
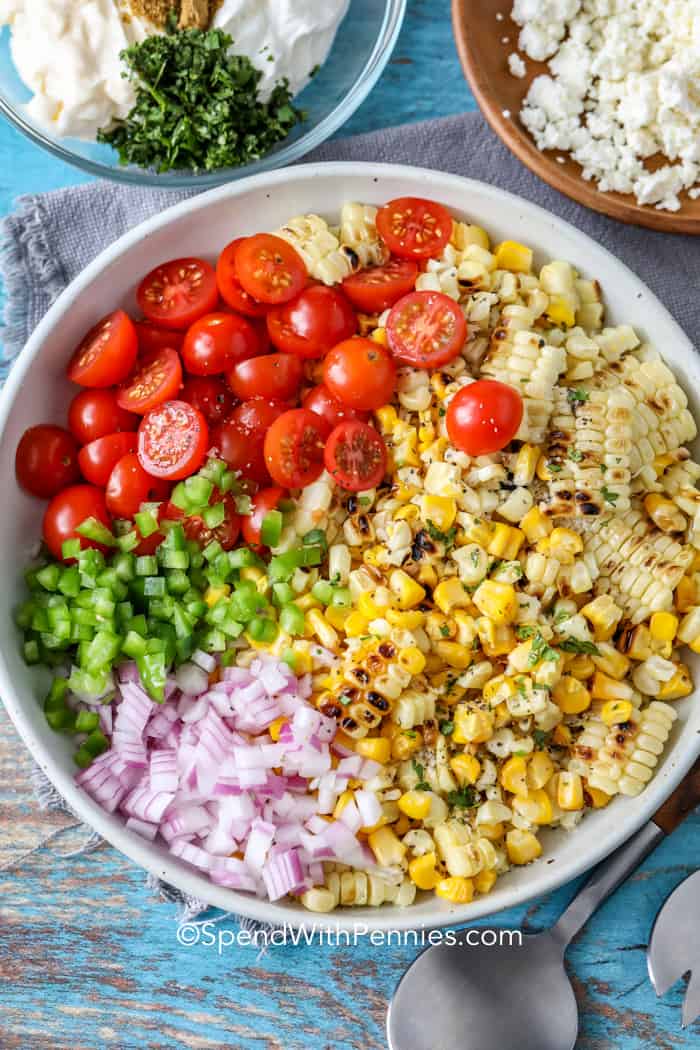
<box><xmin>510</xmin><ymin>0</ymin><xmax>700</xmax><ymax>210</ymax></box>
<box><xmin>508</xmin><ymin>53</ymin><xmax>527</xmax><ymax>78</ymax></box>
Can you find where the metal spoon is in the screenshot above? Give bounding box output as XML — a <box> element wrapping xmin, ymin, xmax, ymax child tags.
<box><xmin>387</xmin><ymin>759</ymin><xmax>700</xmax><ymax>1050</ymax></box>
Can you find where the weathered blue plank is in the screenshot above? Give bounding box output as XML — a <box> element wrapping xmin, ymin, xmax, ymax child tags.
<box><xmin>0</xmin><ymin>2</ymin><xmax>698</xmax><ymax>1048</ymax></box>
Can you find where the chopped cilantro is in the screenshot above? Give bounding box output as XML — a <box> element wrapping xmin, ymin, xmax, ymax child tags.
<box><xmin>439</xmin><ymin>719</ymin><xmax>454</xmax><ymax>736</ymax></box>
<box><xmin>601</xmin><ymin>486</ymin><xmax>618</xmax><ymax>506</ymax></box>
<box><xmin>533</xmin><ymin>729</ymin><xmax>549</xmax><ymax>748</ymax></box>
<box><xmin>438</xmin><ymin>407</ymin><xmax>446</xmax><ymax>418</ymax></box>
<box><xmin>440</xmin><ymin>624</ymin><xmax>451</xmax><ymax>637</ymax></box>
<box><xmin>98</xmin><ymin>26</ymin><xmax>304</xmax><ymax>173</ymax></box>
<box><xmin>528</xmin><ymin>631</ymin><xmax>559</xmax><ymax>665</ymax></box>
<box><xmin>426</xmin><ymin>519</ymin><xmax>458</xmax><ymax>549</ymax></box>
<box><xmin>447</xmin><ymin>785</ymin><xmax>478</xmax><ymax>809</ymax></box>
<box><xmin>358</xmin><ymin>496</ymin><xmax>372</xmax><ymax>507</ymax></box>
<box><xmin>567</xmin><ymin>388</ymin><xmax>589</xmax><ymax>405</ymax></box>
<box><xmin>516</xmin><ymin>625</ymin><xmax>536</xmax><ymax>640</ymax></box>
<box><xmin>559</xmin><ymin>637</ymin><xmax>600</xmax><ymax>655</ymax></box>
<box><xmin>412</xmin><ymin>760</ymin><xmax>431</xmax><ymax>791</ymax></box>
<box><xmin>547</xmin><ymin>461</ymin><xmax>563</xmax><ymax>473</ymax></box>
<box><xmin>568</xmin><ymin>448</ymin><xmax>583</xmax><ymax>462</ymax></box>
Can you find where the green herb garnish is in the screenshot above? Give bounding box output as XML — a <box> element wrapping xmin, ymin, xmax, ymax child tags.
<box><xmin>559</xmin><ymin>637</ymin><xmax>600</xmax><ymax>655</ymax></box>
<box><xmin>528</xmin><ymin>631</ymin><xmax>559</xmax><ymax>665</ymax></box>
<box><xmin>426</xmin><ymin>520</ymin><xmax>458</xmax><ymax>549</ymax></box>
<box><xmin>601</xmin><ymin>486</ymin><xmax>618</xmax><ymax>506</ymax></box>
<box><xmin>516</xmin><ymin>625</ymin><xmax>536</xmax><ymax>640</ymax></box>
<box><xmin>439</xmin><ymin>720</ymin><xmax>454</xmax><ymax>736</ymax></box>
<box><xmin>98</xmin><ymin>26</ymin><xmax>304</xmax><ymax>173</ymax></box>
<box><xmin>412</xmin><ymin>760</ymin><xmax>431</xmax><ymax>791</ymax></box>
<box><xmin>567</xmin><ymin>388</ymin><xmax>589</xmax><ymax>405</ymax></box>
<box><xmin>447</xmin><ymin>785</ymin><xmax>478</xmax><ymax>809</ymax></box>
<box><xmin>533</xmin><ymin>729</ymin><xmax>549</xmax><ymax>748</ymax></box>
<box><xmin>568</xmin><ymin>448</ymin><xmax>583</xmax><ymax>462</ymax></box>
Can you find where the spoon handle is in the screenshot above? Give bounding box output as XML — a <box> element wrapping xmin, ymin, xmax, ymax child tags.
<box><xmin>552</xmin><ymin>757</ymin><xmax>700</xmax><ymax>948</ymax></box>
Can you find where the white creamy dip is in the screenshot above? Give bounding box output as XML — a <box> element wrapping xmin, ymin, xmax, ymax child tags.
<box><xmin>0</xmin><ymin>0</ymin><xmax>349</xmax><ymax>142</ymax></box>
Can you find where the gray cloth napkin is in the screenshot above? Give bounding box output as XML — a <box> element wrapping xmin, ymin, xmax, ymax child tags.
<box><xmin>2</xmin><ymin>110</ymin><xmax>699</xmax><ymax>363</ymax></box>
<box><xmin>1</xmin><ymin>109</ymin><xmax>698</xmax><ymax>922</ymax></box>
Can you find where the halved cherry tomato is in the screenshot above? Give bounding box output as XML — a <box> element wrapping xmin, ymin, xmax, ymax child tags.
<box><xmin>68</xmin><ymin>389</ymin><xmax>138</xmax><ymax>445</ymax></box>
<box><xmin>106</xmin><ymin>453</ymin><xmax>171</xmax><ymax>519</ymax></box>
<box><xmin>181</xmin><ymin>376</ymin><xmax>234</xmax><ymax>425</ymax></box>
<box><xmin>134</xmin><ymin>320</ymin><xmax>184</xmax><ymax>355</ymax></box>
<box><xmin>302</xmin><ymin>384</ymin><xmax>369</xmax><ymax>437</ymax></box>
<box><xmin>216</xmin><ymin>238</ymin><xmax>270</xmax><ymax>318</ymax></box>
<box><xmin>266</xmin><ymin>285</ymin><xmax>357</xmax><ymax>359</ymax></box>
<box><xmin>342</xmin><ymin>258</ymin><xmax>418</xmax><ymax>313</ymax></box>
<box><xmin>211</xmin><ymin>399</ymin><xmax>286</xmax><ymax>484</ymax></box>
<box><xmin>263</xmin><ymin>409</ymin><xmax>326</xmax><ymax>489</ymax></box>
<box><xmin>137</xmin><ymin>400</ymin><xmax>209</xmax><ymax>481</ymax></box>
<box><xmin>182</xmin><ymin>311</ymin><xmax>261</xmax><ymax>376</ymax></box>
<box><xmin>182</xmin><ymin>491</ymin><xmax>241</xmax><ymax>551</ymax></box>
<box><xmin>78</xmin><ymin>432</ymin><xmax>138</xmax><ymax>487</ymax></box>
<box><xmin>16</xmin><ymin>425</ymin><xmax>81</xmax><ymax>499</ymax></box>
<box><xmin>376</xmin><ymin>197</ymin><xmax>452</xmax><ymax>260</ymax></box>
<box><xmin>227</xmin><ymin>353</ymin><xmax>302</xmax><ymax>402</ymax></box>
<box><xmin>324</xmin><ymin>421</ymin><xmax>387</xmax><ymax>492</ymax></box>
<box><xmin>323</xmin><ymin>338</ymin><xmax>396</xmax><ymax>411</ymax></box>
<box><xmin>116</xmin><ymin>347</ymin><xmax>183</xmax><ymax>415</ymax></box>
<box><xmin>234</xmin><ymin>234</ymin><xmax>306</xmax><ymax>305</ymax></box>
<box><xmin>446</xmin><ymin>379</ymin><xmax>523</xmax><ymax>456</ymax></box>
<box><xmin>43</xmin><ymin>485</ymin><xmax>111</xmax><ymax>561</ymax></box>
<box><xmin>67</xmin><ymin>310</ymin><xmax>138</xmax><ymax>388</ymax></box>
<box><xmin>137</xmin><ymin>257</ymin><xmax>218</xmax><ymax>330</ymax></box>
<box><xmin>241</xmin><ymin>486</ymin><xmax>287</xmax><ymax>547</ymax></box>
<box><xmin>387</xmin><ymin>290</ymin><xmax>466</xmax><ymax>369</ymax></box>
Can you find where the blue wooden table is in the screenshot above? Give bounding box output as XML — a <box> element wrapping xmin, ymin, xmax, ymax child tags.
<box><xmin>1</xmin><ymin>3</ymin><xmax>699</xmax><ymax>1047</ymax></box>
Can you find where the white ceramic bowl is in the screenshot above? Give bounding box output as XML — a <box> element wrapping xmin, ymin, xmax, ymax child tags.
<box><xmin>1</xmin><ymin>163</ymin><xmax>699</xmax><ymax>931</ymax></box>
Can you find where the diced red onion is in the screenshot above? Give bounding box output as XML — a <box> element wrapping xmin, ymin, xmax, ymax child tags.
<box><xmin>191</xmin><ymin>649</ymin><xmax>217</xmax><ymax>674</ymax></box>
<box><xmin>176</xmin><ymin>662</ymin><xmax>210</xmax><ymax>696</ymax></box>
<box><xmin>262</xmin><ymin>848</ymin><xmax>306</xmax><ymax>901</ymax></box>
<box><xmin>125</xmin><ymin>817</ymin><xmax>159</xmax><ymax>841</ymax></box>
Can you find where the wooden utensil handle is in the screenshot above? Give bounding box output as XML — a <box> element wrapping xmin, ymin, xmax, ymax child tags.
<box><xmin>652</xmin><ymin>757</ymin><xmax>700</xmax><ymax>834</ymax></box>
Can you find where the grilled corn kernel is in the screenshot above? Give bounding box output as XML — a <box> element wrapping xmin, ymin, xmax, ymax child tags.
<box><xmin>392</xmin><ymin>730</ymin><xmax>423</xmax><ymax>760</ymax></box>
<box><xmin>558</xmin><ymin>771</ymin><xmax>584</xmax><ymax>811</ymax></box>
<box><xmin>421</xmin><ymin>495</ymin><xmax>457</xmax><ymax>532</ymax></box>
<box><xmin>375</xmin><ymin>405</ymin><xmax>398</xmax><ymax>433</ymax></box>
<box><xmin>387</xmin><ymin>609</ymin><xmax>425</xmax><ymax>630</ymax></box>
<box><xmin>453</xmin><ymin>705</ymin><xmax>494</xmax><ymax>744</ymax></box>
<box><xmin>657</xmin><ymin>665</ymin><xmax>692</xmax><ymax>700</ymax></box>
<box><xmin>434</xmin><ymin>577</ymin><xmax>471</xmax><ymax>615</ymax></box>
<box><xmin>474</xmin><ymin>869</ymin><xmax>498</xmax><ymax>895</ymax></box>
<box><xmin>552</xmin><ymin>724</ymin><xmax>572</xmax><ymax>748</ymax></box>
<box><xmin>204</xmin><ymin>584</ymin><xmax>230</xmax><ymax>607</ymax></box>
<box><xmin>513</xmin><ymin>444</ymin><xmax>540</xmax><ymax>486</ymax></box>
<box><xmin>268</xmin><ymin>717</ymin><xmax>287</xmax><ymax>742</ymax></box>
<box><xmin>546</xmin><ymin>295</ymin><xmax>576</xmax><ymax>327</ymax></box>
<box><xmin>514</xmin><ymin>788</ymin><xmax>553</xmax><ymax>825</ymax></box>
<box><xmin>357</xmin><ymin>594</ymin><xmax>381</xmax><ymax>619</ymax></box>
<box><xmin>344</xmin><ymin>611</ymin><xmax>370</xmax><ymax>637</ymax></box>
<box><xmin>644</xmin><ymin>493</ymin><xmax>686</xmax><ymax>533</ymax></box>
<box><xmin>417</xmin><ymin>562</ymin><xmax>439</xmax><ymax>588</ymax></box>
<box><xmin>454</xmin><ymin>610</ymin><xmax>478</xmax><ymax>647</ymax></box>
<box><xmin>553</xmin><ymin>675</ymin><xmax>591</xmax><ymax>714</ymax></box>
<box><xmin>506</xmin><ymin>829</ymin><xmax>542</xmax><ymax>865</ymax></box>
<box><xmin>355</xmin><ymin>737</ymin><xmax>391</xmax><ymax>764</ymax></box>
<box><xmin>324</xmin><ymin>606</ymin><xmax>350</xmax><ymax>631</ymax></box>
<box><xmin>395</xmin><ymin>504</ymin><xmax>419</xmax><ymax>522</ymax></box>
<box><xmin>500</xmin><ymin>755</ymin><xmax>529</xmax><ymax>797</ymax></box>
<box><xmin>650</xmin><ymin>612</ymin><xmax>679</xmax><ymax>643</ymax></box>
<box><xmin>528</xmin><ymin>751</ymin><xmax>555</xmax><ymax>790</ymax></box>
<box><xmin>487</xmin><ymin>523</ymin><xmax>524</xmax><ymax>560</ymax></box>
<box><xmin>306</xmin><ymin>609</ymin><xmax>338</xmax><ymax>650</ymax></box>
<box><xmin>590</xmin><ymin>643</ymin><xmax>630</xmax><ymax>680</ymax></box>
<box><xmin>450</xmin><ymin>754</ymin><xmax>481</xmax><ymax>785</ymax></box>
<box><xmin>548</xmin><ymin>528</ymin><xmax>583</xmax><ymax>565</ymax></box>
<box><xmin>473</xmin><ymin>580</ymin><xmax>518</xmax><ymax>625</ymax></box>
<box><xmin>398</xmin><ymin>790</ymin><xmax>432</xmax><ymax>821</ymax></box>
<box><xmin>600</xmin><ymin>699</ymin><xmax>634</xmax><ymax>726</ymax></box>
<box><xmin>483</xmin><ymin>673</ymin><xmax>516</xmax><ymax>707</ymax></box>
<box><xmin>580</xmin><ymin>595</ymin><xmax>623</xmax><ymax>641</ymax></box>
<box><xmin>520</xmin><ymin>506</ymin><xmax>552</xmax><ymax>543</ymax></box>
<box><xmin>333</xmin><ymin>790</ymin><xmax>354</xmax><ymax>819</ymax></box>
<box><xmin>291</xmin><ymin>640</ymin><xmax>314</xmax><ymax>673</ymax></box>
<box><xmin>409</xmin><ymin>852</ymin><xmax>440</xmax><ymax>891</ymax></box>
<box><xmin>371</xmin><ymin>327</ymin><xmax>388</xmax><ymax>346</ymax></box>
<box><xmin>676</xmin><ymin>575</ymin><xmax>698</xmax><ymax>613</ymax></box>
<box><xmin>591</xmin><ymin>672</ymin><xmax>634</xmax><ymax>703</ymax></box>
<box><xmin>398</xmin><ymin>646</ymin><xmax>427</xmax><ymax>675</ymax></box>
<box><xmin>435</xmin><ymin>640</ymin><xmax>473</xmax><ymax>669</ymax></box>
<box><xmin>435</xmin><ymin>876</ymin><xmax>474</xmax><ymax>904</ymax></box>
<box><xmin>390</xmin><ymin>569</ymin><xmax>426</xmax><ymax>609</ymax></box>
<box><xmin>566</xmin><ymin>654</ymin><xmax>595</xmax><ymax>680</ymax></box>
<box><xmin>476</xmin><ymin>619</ymin><xmax>515</xmax><ymax>657</ymax></box>
<box><xmin>369</xmin><ymin>826</ymin><xmax>407</xmax><ymax>867</ymax></box>
<box><xmin>585</xmin><ymin>783</ymin><xmax>612</xmax><ymax>808</ymax></box>
<box><xmin>536</xmin><ymin>454</ymin><xmax>553</xmax><ymax>481</ymax></box>
<box><xmin>301</xmin><ymin>887</ymin><xmax>337</xmax><ymax>913</ymax></box>
<box><xmin>494</xmin><ymin>240</ymin><xmax>533</xmax><ymax>273</ymax></box>
<box><xmin>622</xmin><ymin>623</ymin><xmax>652</xmax><ymax>661</ymax></box>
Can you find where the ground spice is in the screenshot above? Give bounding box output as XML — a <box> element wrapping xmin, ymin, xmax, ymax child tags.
<box><xmin>128</xmin><ymin>0</ymin><xmax>176</xmax><ymax>28</ymax></box>
<box><xmin>128</xmin><ymin>0</ymin><xmax>214</xmax><ymax>30</ymax></box>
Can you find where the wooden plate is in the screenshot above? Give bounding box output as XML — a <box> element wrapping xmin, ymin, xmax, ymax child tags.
<box><xmin>451</xmin><ymin>0</ymin><xmax>700</xmax><ymax>234</ymax></box>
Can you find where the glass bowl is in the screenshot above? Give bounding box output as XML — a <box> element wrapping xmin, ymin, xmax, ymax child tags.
<box><xmin>0</xmin><ymin>0</ymin><xmax>406</xmax><ymax>187</ymax></box>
